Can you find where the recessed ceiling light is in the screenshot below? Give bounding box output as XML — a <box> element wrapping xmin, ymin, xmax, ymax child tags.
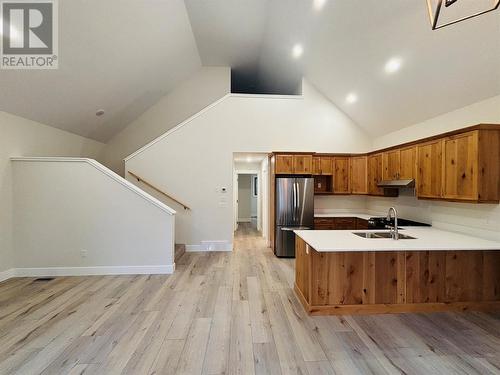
<box><xmin>96</xmin><ymin>109</ymin><xmax>105</xmax><ymax>117</ymax></box>
<box><xmin>313</xmin><ymin>0</ymin><xmax>327</xmax><ymax>11</ymax></box>
<box><xmin>385</xmin><ymin>57</ymin><xmax>403</xmax><ymax>74</ymax></box>
<box><xmin>346</xmin><ymin>93</ymin><xmax>358</xmax><ymax>104</ymax></box>
<box><xmin>292</xmin><ymin>44</ymin><xmax>303</xmax><ymax>59</ymax></box>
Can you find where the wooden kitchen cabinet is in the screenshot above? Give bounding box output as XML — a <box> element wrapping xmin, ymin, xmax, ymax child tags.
<box><xmin>293</xmin><ymin>154</ymin><xmax>313</xmax><ymax>174</ymax></box>
<box><xmin>350</xmin><ymin>156</ymin><xmax>368</xmax><ymax>194</ymax></box>
<box><xmin>382</xmin><ymin>146</ymin><xmax>416</xmax><ymax>180</ymax></box>
<box><xmin>312</xmin><ymin>156</ymin><xmax>333</xmax><ymax>175</ymax></box>
<box><xmin>382</xmin><ymin>149</ymin><xmax>400</xmax><ymax>180</ymax></box>
<box><xmin>333</xmin><ymin>157</ymin><xmax>350</xmax><ymax>194</ymax></box>
<box><xmin>417</xmin><ymin>139</ymin><xmax>443</xmax><ymax>199</ymax></box>
<box><xmin>275</xmin><ymin>154</ymin><xmax>294</xmax><ymax>174</ymax></box>
<box><xmin>442</xmin><ymin>131</ymin><xmax>478</xmax><ymax>201</ymax></box>
<box><xmin>368</xmin><ymin>154</ymin><xmax>384</xmax><ymax>196</ymax></box>
<box><xmin>275</xmin><ymin>154</ymin><xmax>313</xmax><ymax>174</ymax></box>
<box><xmin>441</xmin><ymin>130</ymin><xmax>499</xmax><ymax>202</ymax></box>
<box><xmin>399</xmin><ymin>146</ymin><xmax>417</xmax><ymax>180</ymax></box>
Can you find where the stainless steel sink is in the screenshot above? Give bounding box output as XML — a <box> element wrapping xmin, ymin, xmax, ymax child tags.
<box><xmin>353</xmin><ymin>232</ymin><xmax>416</xmax><ymax>240</ymax></box>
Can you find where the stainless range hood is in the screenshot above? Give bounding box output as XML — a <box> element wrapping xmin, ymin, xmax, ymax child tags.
<box><xmin>377</xmin><ymin>179</ymin><xmax>415</xmax><ymax>189</ymax></box>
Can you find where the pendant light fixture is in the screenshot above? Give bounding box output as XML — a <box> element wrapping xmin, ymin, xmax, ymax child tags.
<box><xmin>426</xmin><ymin>0</ymin><xmax>500</xmax><ymax>30</ymax></box>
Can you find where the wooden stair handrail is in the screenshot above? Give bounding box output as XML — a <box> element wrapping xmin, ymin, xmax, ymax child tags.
<box><xmin>128</xmin><ymin>171</ymin><xmax>190</xmax><ymax>210</ymax></box>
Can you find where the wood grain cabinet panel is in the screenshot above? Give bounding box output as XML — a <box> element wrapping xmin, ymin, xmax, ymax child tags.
<box><xmin>350</xmin><ymin>156</ymin><xmax>368</xmax><ymax>194</ymax></box>
<box><xmin>442</xmin><ymin>131</ymin><xmax>479</xmax><ymax>201</ymax></box>
<box><xmin>320</xmin><ymin>157</ymin><xmax>333</xmax><ymax>175</ymax></box>
<box><xmin>312</xmin><ymin>156</ymin><xmax>333</xmax><ymax>176</ymax></box>
<box><xmin>295</xmin><ymin>236</ymin><xmax>500</xmax><ymax>315</ymax></box>
<box><xmin>382</xmin><ymin>150</ymin><xmax>400</xmax><ymax>180</ymax></box>
<box><xmin>333</xmin><ymin>157</ymin><xmax>350</xmax><ymax>194</ymax></box>
<box><xmin>312</xmin><ymin>157</ymin><xmax>321</xmax><ymax>175</ymax></box>
<box><xmin>399</xmin><ymin>146</ymin><xmax>417</xmax><ymax>180</ymax></box>
<box><xmin>368</xmin><ymin>154</ymin><xmax>384</xmax><ymax>196</ymax></box>
<box><xmin>416</xmin><ymin>140</ymin><xmax>443</xmax><ymax>199</ymax></box>
<box><xmin>293</xmin><ymin>155</ymin><xmax>313</xmax><ymax>174</ymax></box>
<box><xmin>275</xmin><ymin>155</ymin><xmax>294</xmax><ymax>174</ymax></box>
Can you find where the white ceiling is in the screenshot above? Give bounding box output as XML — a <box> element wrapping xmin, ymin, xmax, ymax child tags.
<box><xmin>186</xmin><ymin>0</ymin><xmax>500</xmax><ymax>135</ymax></box>
<box><xmin>1</xmin><ymin>0</ymin><xmax>499</xmax><ymax>141</ymax></box>
<box><xmin>0</xmin><ymin>0</ymin><xmax>201</xmax><ymax>142</ymax></box>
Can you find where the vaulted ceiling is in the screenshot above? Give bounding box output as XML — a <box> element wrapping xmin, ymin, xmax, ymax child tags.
<box><xmin>186</xmin><ymin>0</ymin><xmax>500</xmax><ymax>136</ymax></box>
<box><xmin>1</xmin><ymin>0</ymin><xmax>499</xmax><ymax>141</ymax></box>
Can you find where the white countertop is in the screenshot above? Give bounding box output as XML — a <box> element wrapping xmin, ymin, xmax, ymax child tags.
<box><xmin>294</xmin><ymin>227</ymin><xmax>500</xmax><ymax>252</ymax></box>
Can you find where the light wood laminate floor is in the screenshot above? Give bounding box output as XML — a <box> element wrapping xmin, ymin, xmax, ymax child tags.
<box><xmin>1</xmin><ymin>224</ymin><xmax>499</xmax><ymax>375</ymax></box>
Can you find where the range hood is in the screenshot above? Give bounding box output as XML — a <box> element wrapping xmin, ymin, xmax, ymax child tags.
<box><xmin>377</xmin><ymin>179</ymin><xmax>415</xmax><ymax>188</ymax></box>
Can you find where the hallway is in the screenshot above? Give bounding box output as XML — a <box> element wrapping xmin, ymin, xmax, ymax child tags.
<box><xmin>0</xmin><ymin>229</ymin><xmax>499</xmax><ymax>374</ymax></box>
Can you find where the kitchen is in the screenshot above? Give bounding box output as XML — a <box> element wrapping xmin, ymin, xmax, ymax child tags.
<box><xmin>269</xmin><ymin>124</ymin><xmax>500</xmax><ymax>315</ymax></box>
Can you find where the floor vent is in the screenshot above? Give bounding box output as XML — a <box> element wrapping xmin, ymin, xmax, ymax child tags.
<box><xmin>33</xmin><ymin>277</ymin><xmax>55</xmax><ymax>282</ymax></box>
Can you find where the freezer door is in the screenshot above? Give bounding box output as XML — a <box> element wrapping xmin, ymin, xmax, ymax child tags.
<box><xmin>275</xmin><ymin>178</ymin><xmax>295</xmax><ymax>226</ymax></box>
<box><xmin>295</xmin><ymin>177</ymin><xmax>315</xmax><ymax>227</ymax></box>
<box><xmin>275</xmin><ymin>226</ymin><xmax>311</xmax><ymax>257</ymax></box>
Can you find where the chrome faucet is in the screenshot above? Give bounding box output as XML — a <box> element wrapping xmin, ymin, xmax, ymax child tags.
<box><xmin>387</xmin><ymin>207</ymin><xmax>399</xmax><ymax>240</ymax></box>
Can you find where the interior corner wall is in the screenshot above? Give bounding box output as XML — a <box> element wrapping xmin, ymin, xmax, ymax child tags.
<box><xmin>125</xmin><ymin>80</ymin><xmax>371</xmax><ymax>249</ymax></box>
<box><xmin>102</xmin><ymin>66</ymin><xmax>231</xmax><ymax>175</ymax></box>
<box><xmin>367</xmin><ymin>95</ymin><xmax>500</xmax><ymax>241</ymax></box>
<box><xmin>0</xmin><ymin>111</ymin><xmax>104</xmax><ymax>275</ymax></box>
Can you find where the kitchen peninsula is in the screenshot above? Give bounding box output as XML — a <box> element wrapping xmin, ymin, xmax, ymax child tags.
<box><xmin>294</xmin><ymin>227</ymin><xmax>500</xmax><ymax>315</ymax></box>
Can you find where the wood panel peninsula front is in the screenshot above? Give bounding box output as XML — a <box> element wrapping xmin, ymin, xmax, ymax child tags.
<box><xmin>294</xmin><ymin>228</ymin><xmax>500</xmax><ymax>315</ymax></box>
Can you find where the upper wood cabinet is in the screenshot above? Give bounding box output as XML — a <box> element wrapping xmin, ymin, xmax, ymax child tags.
<box><xmin>293</xmin><ymin>155</ymin><xmax>313</xmax><ymax>174</ymax></box>
<box><xmin>382</xmin><ymin>150</ymin><xmax>400</xmax><ymax>180</ymax></box>
<box><xmin>416</xmin><ymin>139</ymin><xmax>443</xmax><ymax>199</ymax></box>
<box><xmin>368</xmin><ymin>154</ymin><xmax>384</xmax><ymax>196</ymax></box>
<box><xmin>382</xmin><ymin>146</ymin><xmax>416</xmax><ymax>180</ymax></box>
<box><xmin>441</xmin><ymin>130</ymin><xmax>499</xmax><ymax>202</ymax></box>
<box><xmin>333</xmin><ymin>157</ymin><xmax>350</xmax><ymax>194</ymax></box>
<box><xmin>399</xmin><ymin>146</ymin><xmax>417</xmax><ymax>180</ymax></box>
<box><xmin>350</xmin><ymin>156</ymin><xmax>368</xmax><ymax>194</ymax></box>
<box><xmin>312</xmin><ymin>156</ymin><xmax>333</xmax><ymax>175</ymax></box>
<box><xmin>275</xmin><ymin>154</ymin><xmax>313</xmax><ymax>175</ymax></box>
<box><xmin>275</xmin><ymin>155</ymin><xmax>294</xmax><ymax>174</ymax></box>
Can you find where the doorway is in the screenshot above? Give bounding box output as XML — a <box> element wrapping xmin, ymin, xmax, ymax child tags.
<box><xmin>233</xmin><ymin>153</ymin><xmax>269</xmax><ymax>241</ymax></box>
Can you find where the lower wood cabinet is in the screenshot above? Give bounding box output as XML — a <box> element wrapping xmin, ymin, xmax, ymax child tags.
<box><xmin>314</xmin><ymin>217</ymin><xmax>368</xmax><ymax>230</ymax></box>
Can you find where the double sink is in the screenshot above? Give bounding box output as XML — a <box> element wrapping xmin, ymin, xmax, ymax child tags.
<box><xmin>353</xmin><ymin>232</ymin><xmax>416</xmax><ymax>240</ymax></box>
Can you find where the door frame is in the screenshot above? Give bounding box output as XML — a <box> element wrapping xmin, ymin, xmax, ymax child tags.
<box><xmin>233</xmin><ymin>169</ymin><xmax>261</xmax><ymax>233</ymax></box>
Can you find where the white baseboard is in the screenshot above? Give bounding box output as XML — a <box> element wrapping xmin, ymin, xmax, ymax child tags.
<box><xmin>0</xmin><ymin>269</ymin><xmax>16</xmax><ymax>283</ymax></box>
<box><xmin>238</xmin><ymin>218</ymin><xmax>251</xmax><ymax>223</ymax></box>
<box><xmin>0</xmin><ymin>265</ymin><xmax>175</xmax><ymax>281</ymax></box>
<box><xmin>186</xmin><ymin>241</ymin><xmax>233</xmax><ymax>252</ymax></box>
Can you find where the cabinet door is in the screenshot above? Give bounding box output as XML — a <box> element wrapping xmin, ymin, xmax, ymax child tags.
<box><xmin>417</xmin><ymin>140</ymin><xmax>443</xmax><ymax>198</ymax></box>
<box><xmin>333</xmin><ymin>157</ymin><xmax>350</xmax><ymax>194</ymax></box>
<box><xmin>275</xmin><ymin>155</ymin><xmax>294</xmax><ymax>174</ymax></box>
<box><xmin>334</xmin><ymin>217</ymin><xmax>357</xmax><ymax>230</ymax></box>
<box><xmin>293</xmin><ymin>155</ymin><xmax>313</xmax><ymax>174</ymax></box>
<box><xmin>399</xmin><ymin>146</ymin><xmax>416</xmax><ymax>180</ymax></box>
<box><xmin>368</xmin><ymin>154</ymin><xmax>384</xmax><ymax>196</ymax></box>
<box><xmin>350</xmin><ymin>156</ymin><xmax>368</xmax><ymax>194</ymax></box>
<box><xmin>442</xmin><ymin>131</ymin><xmax>479</xmax><ymax>200</ymax></box>
<box><xmin>382</xmin><ymin>150</ymin><xmax>400</xmax><ymax>180</ymax></box>
<box><xmin>320</xmin><ymin>157</ymin><xmax>333</xmax><ymax>175</ymax></box>
<box><xmin>312</xmin><ymin>157</ymin><xmax>321</xmax><ymax>175</ymax></box>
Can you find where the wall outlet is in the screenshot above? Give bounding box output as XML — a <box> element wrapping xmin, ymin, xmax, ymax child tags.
<box><xmin>80</xmin><ymin>249</ymin><xmax>88</xmax><ymax>258</ymax></box>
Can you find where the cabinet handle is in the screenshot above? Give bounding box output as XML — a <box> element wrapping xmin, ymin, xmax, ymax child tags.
<box><xmin>306</xmin><ymin>245</ymin><xmax>310</xmax><ymax>255</ymax></box>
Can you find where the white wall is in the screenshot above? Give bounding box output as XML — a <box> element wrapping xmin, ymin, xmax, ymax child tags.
<box><xmin>238</xmin><ymin>174</ymin><xmax>253</xmax><ymax>221</ymax></box>
<box><xmin>125</xmin><ymin>80</ymin><xmax>371</xmax><ymax>250</ymax></box>
<box><xmin>0</xmin><ymin>112</ymin><xmax>104</xmax><ymax>277</ymax></box>
<box><xmin>367</xmin><ymin>95</ymin><xmax>500</xmax><ymax>241</ymax></box>
<box><xmin>11</xmin><ymin>158</ymin><xmax>175</xmax><ymax>275</ymax></box>
<box><xmin>102</xmin><ymin>67</ymin><xmax>231</xmax><ymax>175</ymax></box>
<box><xmin>373</xmin><ymin>95</ymin><xmax>500</xmax><ymax>149</ymax></box>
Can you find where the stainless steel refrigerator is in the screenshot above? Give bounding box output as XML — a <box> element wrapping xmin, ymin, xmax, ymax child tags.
<box><xmin>275</xmin><ymin>177</ymin><xmax>314</xmax><ymax>257</ymax></box>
